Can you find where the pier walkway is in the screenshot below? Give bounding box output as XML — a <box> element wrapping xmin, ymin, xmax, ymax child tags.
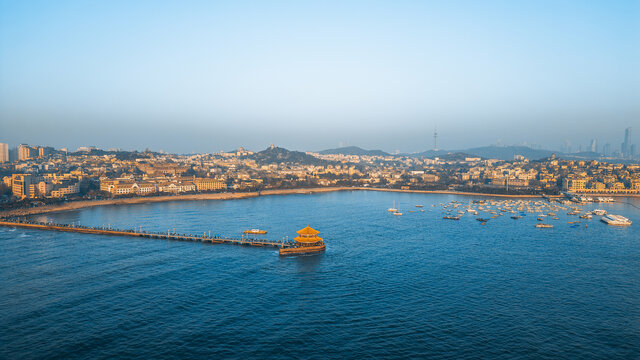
<box><xmin>0</xmin><ymin>220</ymin><xmax>298</xmax><ymax>249</ymax></box>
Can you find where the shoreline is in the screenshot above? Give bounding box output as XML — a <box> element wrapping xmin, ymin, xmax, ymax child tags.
<box><xmin>362</xmin><ymin>188</ymin><xmax>563</xmax><ymax>198</ymax></box>
<box><xmin>0</xmin><ymin>187</ymin><xmax>353</xmax><ymax>218</ymax></box>
<box><xmin>1</xmin><ymin>187</ymin><xmax>636</xmax><ymax>218</ymax></box>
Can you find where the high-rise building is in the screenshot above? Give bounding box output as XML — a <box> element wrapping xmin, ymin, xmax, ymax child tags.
<box><xmin>621</xmin><ymin>127</ymin><xmax>631</xmax><ymax>157</ymax></box>
<box><xmin>8</xmin><ymin>147</ymin><xmax>17</xmax><ymax>162</ymax></box>
<box><xmin>603</xmin><ymin>143</ymin><xmax>611</xmax><ymax>157</ymax></box>
<box><xmin>17</xmin><ymin>144</ymin><xmax>36</xmax><ymax>161</ymax></box>
<box><xmin>590</xmin><ymin>139</ymin><xmax>597</xmax><ymax>153</ymax></box>
<box><xmin>0</xmin><ymin>143</ymin><xmax>8</xmax><ymax>163</ymax></box>
<box><xmin>625</xmin><ymin>127</ymin><xmax>631</xmax><ymax>144</ymax></box>
<box><xmin>38</xmin><ymin>146</ymin><xmax>50</xmax><ymax>158</ymax></box>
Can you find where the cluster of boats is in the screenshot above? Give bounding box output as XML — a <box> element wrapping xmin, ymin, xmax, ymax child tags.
<box><xmin>387</xmin><ymin>201</ymin><xmax>426</xmax><ymax>216</ymax></box>
<box><xmin>388</xmin><ymin>198</ymin><xmax>632</xmax><ymax>227</ymax></box>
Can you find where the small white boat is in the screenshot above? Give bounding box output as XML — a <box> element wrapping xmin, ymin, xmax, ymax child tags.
<box><xmin>601</xmin><ymin>214</ymin><xmax>632</xmax><ymax>226</ymax></box>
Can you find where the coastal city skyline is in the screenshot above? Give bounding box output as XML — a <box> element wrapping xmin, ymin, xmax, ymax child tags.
<box><xmin>2</xmin><ymin>135</ymin><xmax>639</xmax><ymax>204</ymax></box>
<box><xmin>0</xmin><ymin>126</ymin><xmax>636</xmax><ymax>159</ymax></box>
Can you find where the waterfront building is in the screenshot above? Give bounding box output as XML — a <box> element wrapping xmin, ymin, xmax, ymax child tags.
<box><xmin>506</xmin><ymin>178</ymin><xmax>529</xmax><ymax>188</ymax></box>
<box><xmin>133</xmin><ymin>183</ymin><xmax>157</xmax><ymax>195</ymax></box>
<box><xmin>103</xmin><ymin>181</ymin><xmax>156</xmax><ymax>196</ymax></box>
<box><xmin>157</xmin><ymin>181</ymin><xmax>196</xmax><ymax>193</ymax></box>
<box><xmin>50</xmin><ymin>182</ymin><xmax>80</xmax><ymax>198</ymax></box>
<box><xmin>422</xmin><ymin>174</ymin><xmax>439</xmax><ymax>182</ymax></box>
<box><xmin>563</xmin><ymin>178</ymin><xmax>587</xmax><ymax>192</ymax></box>
<box><xmin>194</xmin><ymin>178</ymin><xmax>225</xmax><ymax>191</ymax></box>
<box><xmin>590</xmin><ymin>182</ymin><xmax>606</xmax><ymax>191</ymax></box>
<box><xmin>12</xmin><ymin>174</ymin><xmax>37</xmax><ymax>199</ymax></box>
<box><xmin>608</xmin><ymin>182</ymin><xmax>625</xmax><ymax>190</ymax></box>
<box><xmin>37</xmin><ymin>181</ymin><xmax>54</xmax><ymax>196</ymax></box>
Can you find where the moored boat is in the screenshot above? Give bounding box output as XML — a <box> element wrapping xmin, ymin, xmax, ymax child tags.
<box><xmin>244</xmin><ymin>229</ymin><xmax>267</xmax><ymax>234</ymax></box>
<box><xmin>600</xmin><ymin>214</ymin><xmax>632</xmax><ymax>226</ymax></box>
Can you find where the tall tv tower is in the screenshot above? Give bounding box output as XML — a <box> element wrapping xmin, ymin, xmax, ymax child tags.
<box><xmin>433</xmin><ymin>127</ymin><xmax>439</xmax><ymax>151</ymax></box>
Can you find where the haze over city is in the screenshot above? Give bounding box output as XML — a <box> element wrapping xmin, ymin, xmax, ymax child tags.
<box><xmin>1</xmin><ymin>0</ymin><xmax>638</xmax><ymax>153</ymax></box>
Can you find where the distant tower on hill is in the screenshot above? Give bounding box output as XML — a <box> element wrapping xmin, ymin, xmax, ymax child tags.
<box><xmin>433</xmin><ymin>127</ymin><xmax>438</xmax><ymax>151</ymax></box>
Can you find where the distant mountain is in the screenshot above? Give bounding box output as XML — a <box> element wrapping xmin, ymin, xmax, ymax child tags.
<box><xmin>69</xmin><ymin>148</ymin><xmax>156</xmax><ymax>160</ymax></box>
<box><xmin>463</xmin><ymin>146</ymin><xmax>556</xmax><ymax>160</ymax></box>
<box><xmin>412</xmin><ymin>149</ymin><xmax>458</xmax><ymax>158</ymax></box>
<box><xmin>436</xmin><ymin>152</ymin><xmax>479</xmax><ymax>161</ymax></box>
<box><xmin>410</xmin><ymin>146</ymin><xmax>558</xmax><ymax>161</ymax></box>
<box><xmin>249</xmin><ymin>146</ymin><xmax>330</xmax><ymax>165</ymax></box>
<box><xmin>318</xmin><ymin>146</ymin><xmax>390</xmax><ymax>157</ymax></box>
<box><xmin>560</xmin><ymin>151</ymin><xmax>603</xmax><ymax>161</ymax></box>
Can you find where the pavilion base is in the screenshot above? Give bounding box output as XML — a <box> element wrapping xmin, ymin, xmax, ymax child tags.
<box><xmin>279</xmin><ymin>244</ymin><xmax>326</xmax><ymax>256</ymax></box>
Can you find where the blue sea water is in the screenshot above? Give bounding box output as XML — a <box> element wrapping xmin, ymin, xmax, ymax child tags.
<box><xmin>1</xmin><ymin>191</ymin><xmax>639</xmax><ymax>359</ymax></box>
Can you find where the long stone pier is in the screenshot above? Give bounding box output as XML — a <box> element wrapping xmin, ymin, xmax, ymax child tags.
<box><xmin>0</xmin><ymin>220</ymin><xmax>297</xmax><ymax>249</ymax></box>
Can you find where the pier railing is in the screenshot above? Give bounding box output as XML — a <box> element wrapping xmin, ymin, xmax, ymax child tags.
<box><xmin>0</xmin><ymin>219</ymin><xmax>298</xmax><ymax>249</ymax></box>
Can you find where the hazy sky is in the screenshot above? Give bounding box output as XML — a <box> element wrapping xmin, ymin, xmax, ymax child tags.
<box><xmin>1</xmin><ymin>0</ymin><xmax>638</xmax><ymax>153</ymax></box>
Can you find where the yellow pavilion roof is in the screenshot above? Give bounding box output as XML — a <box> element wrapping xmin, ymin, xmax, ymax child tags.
<box><xmin>294</xmin><ymin>235</ymin><xmax>323</xmax><ymax>243</ymax></box>
<box><xmin>296</xmin><ymin>225</ymin><xmax>320</xmax><ymax>236</ymax></box>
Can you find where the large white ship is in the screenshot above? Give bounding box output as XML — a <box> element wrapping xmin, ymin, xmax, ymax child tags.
<box><xmin>600</xmin><ymin>214</ymin><xmax>632</xmax><ymax>226</ymax></box>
